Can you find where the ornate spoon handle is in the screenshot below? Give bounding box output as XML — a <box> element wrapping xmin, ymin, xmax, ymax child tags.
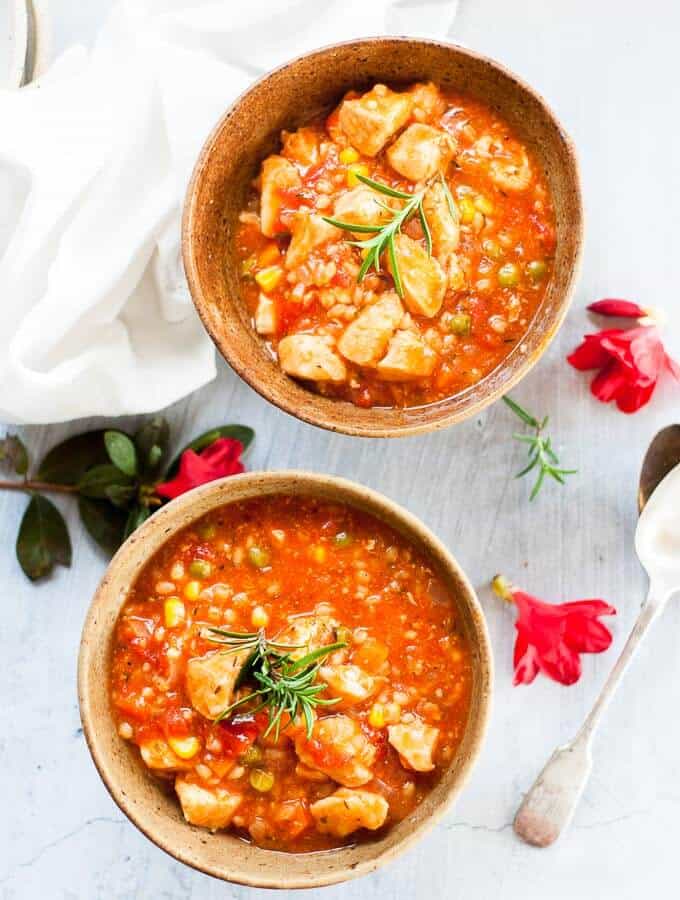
<box><xmin>513</xmin><ymin>589</ymin><xmax>664</xmax><ymax>847</ymax></box>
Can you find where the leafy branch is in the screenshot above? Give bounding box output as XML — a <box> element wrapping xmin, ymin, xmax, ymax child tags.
<box><xmin>503</xmin><ymin>396</ymin><xmax>577</xmax><ymax>500</ymax></box>
<box><xmin>322</xmin><ymin>172</ymin><xmax>454</xmax><ymax>298</ymax></box>
<box><xmin>0</xmin><ymin>422</ymin><xmax>254</xmax><ymax>581</ymax></box>
<box><xmin>207</xmin><ymin>628</ymin><xmax>346</xmax><ymax>739</ymax></box>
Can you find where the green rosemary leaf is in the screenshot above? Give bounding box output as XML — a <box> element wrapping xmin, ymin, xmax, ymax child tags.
<box><xmin>503</xmin><ymin>395</ymin><xmax>539</xmax><ymax>428</ymax></box>
<box><xmin>439</xmin><ymin>172</ymin><xmax>458</xmax><ymax>221</ymax></box>
<box><xmin>387</xmin><ymin>235</ymin><xmax>403</xmax><ymax>297</ymax></box>
<box><xmin>353</xmin><ymin>172</ymin><xmax>413</xmax><ymax>199</ymax></box>
<box><xmin>418</xmin><ymin>205</ymin><xmax>432</xmax><ymax>256</ymax></box>
<box><xmin>321</xmin><ymin>216</ymin><xmax>382</xmax><ymax>233</ymax></box>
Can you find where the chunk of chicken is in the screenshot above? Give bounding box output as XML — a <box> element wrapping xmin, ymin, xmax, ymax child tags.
<box><xmin>295</xmin><ymin>715</ymin><xmax>377</xmax><ymax>787</ymax></box>
<box><xmin>311</xmin><ymin>788</ymin><xmax>389</xmax><ymax>838</ymax></box>
<box><xmin>386</xmin><ymin>124</ymin><xmax>456</xmax><ymax>182</ymax></box>
<box><xmin>175</xmin><ymin>778</ymin><xmax>242</xmax><ymax>830</ymax></box>
<box><xmin>139</xmin><ymin>738</ymin><xmax>190</xmax><ymax>772</ymax></box>
<box><xmin>489</xmin><ymin>151</ymin><xmax>531</xmax><ymax>192</ymax></box>
<box><xmin>186</xmin><ymin>648</ymin><xmax>250</xmax><ymax>721</ymax></box>
<box><xmin>409</xmin><ymin>82</ymin><xmax>447</xmax><ymax>121</ymax></box>
<box><xmin>260</xmin><ymin>155</ymin><xmax>301</xmax><ymax>237</ymax></box>
<box><xmin>338</xmin><ymin>85</ymin><xmax>412</xmax><ymax>157</ymax></box>
<box><xmin>337</xmin><ymin>293</ymin><xmax>403</xmax><ymax>366</ymax></box>
<box><xmin>278</xmin><ymin>335</ymin><xmax>348</xmax><ymax>383</ymax></box>
<box><xmin>318</xmin><ymin>664</ymin><xmax>378</xmax><ymax>707</ymax></box>
<box><xmin>255</xmin><ymin>293</ymin><xmax>278</xmax><ymax>335</ymax></box>
<box><xmin>282</xmin><ymin>127</ymin><xmax>321</xmax><ymax>168</ymax></box>
<box><xmin>423</xmin><ymin>180</ymin><xmax>460</xmax><ymax>259</ymax></box>
<box><xmin>376</xmin><ymin>330</ymin><xmax>436</xmax><ymax>381</ymax></box>
<box><xmin>388</xmin><ymin>233</ymin><xmax>447</xmax><ymax>318</ymax></box>
<box><xmin>285</xmin><ymin>213</ymin><xmax>340</xmax><ymax>270</ymax></box>
<box><xmin>277</xmin><ymin>614</ymin><xmax>339</xmax><ymax>661</ymax></box>
<box><xmin>388</xmin><ymin>719</ymin><xmax>440</xmax><ymax>772</ymax></box>
<box><xmin>333</xmin><ymin>186</ymin><xmax>394</xmax><ymax>236</ymax></box>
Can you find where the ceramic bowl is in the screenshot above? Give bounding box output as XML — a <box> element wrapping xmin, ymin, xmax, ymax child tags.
<box><xmin>182</xmin><ymin>37</ymin><xmax>582</xmax><ymax>438</ymax></box>
<box><xmin>78</xmin><ymin>471</ymin><xmax>492</xmax><ymax>888</ymax></box>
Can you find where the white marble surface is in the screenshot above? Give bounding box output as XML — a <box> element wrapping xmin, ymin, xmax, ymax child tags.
<box><xmin>2</xmin><ymin>1</ymin><xmax>680</xmax><ymax>897</ymax></box>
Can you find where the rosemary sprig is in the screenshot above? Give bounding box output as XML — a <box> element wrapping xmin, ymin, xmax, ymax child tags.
<box><xmin>322</xmin><ymin>172</ymin><xmax>452</xmax><ymax>298</ymax></box>
<box><xmin>206</xmin><ymin>627</ymin><xmax>346</xmax><ymax>739</ymax></box>
<box><xmin>503</xmin><ymin>396</ymin><xmax>577</xmax><ymax>500</ymax></box>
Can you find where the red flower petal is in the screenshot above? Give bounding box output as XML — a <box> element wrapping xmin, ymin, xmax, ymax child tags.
<box><xmin>588</xmin><ymin>299</ymin><xmax>645</xmax><ymax>318</ymax></box>
<box><xmin>566</xmin><ymin>330</ymin><xmax>623</xmax><ymax>370</ymax></box>
<box><xmin>504</xmin><ymin>587</ymin><xmax>615</xmax><ymax>686</ymax></box>
<box><xmin>666</xmin><ymin>353</ymin><xmax>680</xmax><ymax>381</ymax></box>
<box><xmin>512</xmin><ymin>630</ymin><xmax>540</xmax><ymax>685</ymax></box>
<box><xmin>156</xmin><ymin>437</ymin><xmax>245</xmax><ymax>500</ymax></box>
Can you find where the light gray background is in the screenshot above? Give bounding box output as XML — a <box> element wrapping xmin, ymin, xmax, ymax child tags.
<box><xmin>2</xmin><ymin>1</ymin><xmax>680</xmax><ymax>898</ymax></box>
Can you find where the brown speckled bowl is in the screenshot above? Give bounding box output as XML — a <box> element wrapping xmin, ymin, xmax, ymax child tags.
<box><xmin>78</xmin><ymin>471</ymin><xmax>492</xmax><ymax>888</ymax></box>
<box><xmin>182</xmin><ymin>38</ymin><xmax>582</xmax><ymax>437</ymax></box>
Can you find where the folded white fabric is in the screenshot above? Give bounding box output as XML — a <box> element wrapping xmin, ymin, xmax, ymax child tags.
<box><xmin>0</xmin><ymin>0</ymin><xmax>459</xmax><ymax>424</ymax></box>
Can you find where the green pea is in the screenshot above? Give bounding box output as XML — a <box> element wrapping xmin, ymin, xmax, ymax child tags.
<box><xmin>248</xmin><ymin>546</ymin><xmax>270</xmax><ymax>569</ymax></box>
<box><xmin>497</xmin><ymin>263</ymin><xmax>520</xmax><ymax>287</ymax></box>
<box><xmin>189</xmin><ymin>559</ymin><xmax>212</xmax><ymax>579</ymax></box>
<box><xmin>198</xmin><ymin>523</ymin><xmax>216</xmax><ymax>540</ymax></box>
<box><xmin>240</xmin><ymin>745</ymin><xmax>263</xmax><ymax>767</ymax></box>
<box><xmin>447</xmin><ymin>313</ymin><xmax>472</xmax><ymax>336</ymax></box>
<box><xmin>526</xmin><ymin>259</ymin><xmax>548</xmax><ymax>282</ymax></box>
<box><xmin>250</xmin><ymin>768</ymin><xmax>275</xmax><ymax>792</ymax></box>
<box><xmin>334</xmin><ymin>531</ymin><xmax>353</xmax><ymax>547</ymax></box>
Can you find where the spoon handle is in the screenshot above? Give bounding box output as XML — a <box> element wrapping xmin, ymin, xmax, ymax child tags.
<box><xmin>513</xmin><ymin>587</ymin><xmax>665</xmax><ymax>847</ymax></box>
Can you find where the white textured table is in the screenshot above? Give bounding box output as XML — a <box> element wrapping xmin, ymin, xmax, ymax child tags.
<box><xmin>2</xmin><ymin>2</ymin><xmax>679</xmax><ymax>898</ymax></box>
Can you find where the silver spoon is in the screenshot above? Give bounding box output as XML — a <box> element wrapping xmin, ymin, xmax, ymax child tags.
<box><xmin>514</xmin><ymin>425</ymin><xmax>680</xmax><ymax>847</ymax></box>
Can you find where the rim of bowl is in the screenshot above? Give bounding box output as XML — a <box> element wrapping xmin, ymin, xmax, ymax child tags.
<box><xmin>78</xmin><ymin>470</ymin><xmax>493</xmax><ymax>888</ymax></box>
<box><xmin>182</xmin><ymin>37</ymin><xmax>583</xmax><ymax>439</ymax></box>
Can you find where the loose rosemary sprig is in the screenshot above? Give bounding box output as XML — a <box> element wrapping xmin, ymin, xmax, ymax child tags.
<box><xmin>322</xmin><ymin>172</ymin><xmax>453</xmax><ymax>298</ymax></box>
<box><xmin>503</xmin><ymin>396</ymin><xmax>577</xmax><ymax>500</ymax></box>
<box><xmin>206</xmin><ymin>627</ymin><xmax>347</xmax><ymax>739</ymax></box>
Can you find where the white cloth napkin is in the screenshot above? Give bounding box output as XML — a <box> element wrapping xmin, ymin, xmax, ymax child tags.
<box><xmin>0</xmin><ymin>0</ymin><xmax>459</xmax><ymax>424</ymax></box>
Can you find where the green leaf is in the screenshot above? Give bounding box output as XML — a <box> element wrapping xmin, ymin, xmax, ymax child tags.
<box><xmin>502</xmin><ymin>395</ymin><xmax>539</xmax><ymax>429</ymax></box>
<box><xmin>0</xmin><ymin>434</ymin><xmax>29</xmax><ymax>475</ymax></box>
<box><xmin>321</xmin><ymin>216</ymin><xmax>383</xmax><ymax>234</ymax></box>
<box><xmin>104</xmin><ymin>430</ymin><xmax>138</xmax><ymax>476</ymax></box>
<box><xmin>134</xmin><ymin>417</ymin><xmax>170</xmax><ymax>477</ymax></box>
<box><xmin>353</xmin><ymin>172</ymin><xmax>413</xmax><ymax>199</ymax></box>
<box><xmin>78</xmin><ymin>496</ymin><xmax>127</xmax><ymax>553</ymax></box>
<box><xmin>78</xmin><ymin>464</ymin><xmax>134</xmax><ymax>499</ymax></box>
<box><xmin>124</xmin><ymin>504</ymin><xmax>152</xmax><ymax>540</ymax></box>
<box><xmin>165</xmin><ymin>425</ymin><xmax>254</xmax><ymax>479</ymax></box>
<box><xmin>105</xmin><ymin>484</ymin><xmax>137</xmax><ymax>508</ymax></box>
<box><xmin>37</xmin><ymin>430</ymin><xmax>108</xmax><ymax>485</ymax></box>
<box><xmin>16</xmin><ymin>494</ymin><xmax>72</xmax><ymax>580</ymax></box>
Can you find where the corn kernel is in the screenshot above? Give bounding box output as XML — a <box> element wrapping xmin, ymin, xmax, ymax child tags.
<box><xmin>184</xmin><ymin>580</ymin><xmax>201</xmax><ymax>601</ymax></box>
<box><xmin>164</xmin><ymin>597</ymin><xmax>186</xmax><ymax>628</ymax></box>
<box><xmin>339</xmin><ymin>146</ymin><xmax>360</xmax><ymax>165</ymax></box>
<box><xmin>347</xmin><ymin>163</ymin><xmax>370</xmax><ymax>188</ymax></box>
<box><xmin>251</xmin><ymin>605</ymin><xmax>269</xmax><ymax>628</ymax></box>
<box><xmin>311</xmin><ymin>545</ymin><xmax>326</xmax><ymax>563</ymax></box>
<box><xmin>254</xmin><ymin>265</ymin><xmax>284</xmax><ymax>293</ymax></box>
<box><xmin>384</xmin><ymin>702</ymin><xmax>402</xmax><ymax>724</ymax></box>
<box><xmin>458</xmin><ymin>194</ymin><xmax>475</xmax><ymax>224</ymax></box>
<box><xmin>258</xmin><ymin>243</ymin><xmax>280</xmax><ymax>267</ymax></box>
<box><xmin>474</xmin><ymin>194</ymin><xmax>494</xmax><ymax>215</ymax></box>
<box><xmin>368</xmin><ymin>704</ymin><xmax>385</xmax><ymax>728</ymax></box>
<box><xmin>168</xmin><ymin>735</ymin><xmax>200</xmax><ymax>760</ymax></box>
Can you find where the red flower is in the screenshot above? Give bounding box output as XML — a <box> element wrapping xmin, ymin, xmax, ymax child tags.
<box><xmin>492</xmin><ymin>576</ymin><xmax>616</xmax><ymax>686</ymax></box>
<box><xmin>155</xmin><ymin>437</ymin><xmax>245</xmax><ymax>500</ymax></box>
<box><xmin>568</xmin><ymin>300</ymin><xmax>680</xmax><ymax>413</ymax></box>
